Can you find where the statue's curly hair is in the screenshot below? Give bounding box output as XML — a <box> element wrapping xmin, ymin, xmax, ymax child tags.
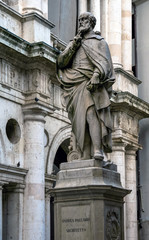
<box><xmin>79</xmin><ymin>12</ymin><xmax>96</xmax><ymax>29</ymax></box>
<box><xmin>88</xmin><ymin>13</ymin><xmax>96</xmax><ymax>29</ymax></box>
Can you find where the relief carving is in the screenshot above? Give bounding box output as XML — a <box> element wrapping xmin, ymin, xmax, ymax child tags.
<box><xmin>32</xmin><ymin>69</ymin><xmax>40</xmax><ymax>87</ymax></box>
<box><xmin>106</xmin><ymin>210</ymin><xmax>120</xmax><ymax>240</ymax></box>
<box><xmin>0</xmin><ymin>59</ymin><xmax>24</xmax><ymax>91</ymax></box>
<box><xmin>67</xmin><ymin>132</ymin><xmax>81</xmax><ymax>162</ymax></box>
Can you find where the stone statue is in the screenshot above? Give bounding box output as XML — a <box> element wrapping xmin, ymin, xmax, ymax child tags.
<box><xmin>57</xmin><ymin>12</ymin><xmax>115</xmax><ymax>160</ymax></box>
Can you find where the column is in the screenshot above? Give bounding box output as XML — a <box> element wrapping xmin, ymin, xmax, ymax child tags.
<box><xmin>122</xmin><ymin>0</ymin><xmax>132</xmax><ymax>71</ymax></box>
<box><xmin>0</xmin><ymin>184</ymin><xmax>3</xmax><ymax>240</ymax></box>
<box><xmin>110</xmin><ymin>142</ymin><xmax>126</xmax><ymax>187</ymax></box>
<box><xmin>90</xmin><ymin>0</ymin><xmax>101</xmax><ymax>32</ymax></box>
<box><xmin>108</xmin><ymin>0</ymin><xmax>122</xmax><ymax>67</ymax></box>
<box><xmin>125</xmin><ymin>147</ymin><xmax>138</xmax><ymax>240</ymax></box>
<box><xmin>100</xmin><ymin>0</ymin><xmax>108</xmax><ymax>40</ymax></box>
<box><xmin>23</xmin><ymin>105</ymin><xmax>47</xmax><ymax>240</ymax></box>
<box><xmin>42</xmin><ymin>0</ymin><xmax>49</xmax><ymax>19</ymax></box>
<box><xmin>78</xmin><ymin>0</ymin><xmax>87</xmax><ymax>15</ymax></box>
<box><xmin>22</xmin><ymin>0</ymin><xmax>43</xmax><ymax>15</ymax></box>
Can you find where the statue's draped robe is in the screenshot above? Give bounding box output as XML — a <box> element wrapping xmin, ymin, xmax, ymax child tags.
<box><xmin>57</xmin><ymin>33</ymin><xmax>115</xmax><ymax>153</ymax></box>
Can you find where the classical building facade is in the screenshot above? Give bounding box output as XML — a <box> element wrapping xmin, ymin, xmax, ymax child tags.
<box><xmin>0</xmin><ymin>0</ymin><xmax>149</xmax><ymax>240</ymax></box>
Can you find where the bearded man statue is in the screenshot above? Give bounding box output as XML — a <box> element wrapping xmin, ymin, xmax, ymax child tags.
<box><xmin>57</xmin><ymin>12</ymin><xmax>115</xmax><ymax>161</ymax></box>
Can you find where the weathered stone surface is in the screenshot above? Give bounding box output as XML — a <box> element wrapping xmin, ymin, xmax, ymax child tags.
<box><xmin>57</xmin><ymin>12</ymin><xmax>115</xmax><ymax>161</ymax></box>
<box><xmin>52</xmin><ymin>159</ymin><xmax>130</xmax><ymax>240</ymax></box>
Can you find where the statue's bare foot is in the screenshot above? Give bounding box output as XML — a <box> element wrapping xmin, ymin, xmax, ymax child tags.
<box><xmin>94</xmin><ymin>150</ymin><xmax>104</xmax><ymax>160</ymax></box>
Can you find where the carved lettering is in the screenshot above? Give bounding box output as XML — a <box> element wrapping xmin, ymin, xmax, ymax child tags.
<box><xmin>61</xmin><ymin>205</ymin><xmax>91</xmax><ymax>239</ymax></box>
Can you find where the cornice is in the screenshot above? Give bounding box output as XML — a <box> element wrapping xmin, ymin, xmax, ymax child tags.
<box><xmin>0</xmin><ymin>163</ymin><xmax>28</xmax><ymax>184</ymax></box>
<box><xmin>0</xmin><ymin>26</ymin><xmax>59</xmax><ymax>63</ymax></box>
<box><xmin>111</xmin><ymin>91</ymin><xmax>149</xmax><ymax>119</ymax></box>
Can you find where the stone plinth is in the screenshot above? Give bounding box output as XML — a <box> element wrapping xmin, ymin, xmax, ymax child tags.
<box><xmin>51</xmin><ymin>159</ymin><xmax>130</xmax><ymax>240</ymax></box>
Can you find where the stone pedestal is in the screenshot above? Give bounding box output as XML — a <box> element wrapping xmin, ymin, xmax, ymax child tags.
<box><xmin>51</xmin><ymin>159</ymin><xmax>130</xmax><ymax>240</ymax></box>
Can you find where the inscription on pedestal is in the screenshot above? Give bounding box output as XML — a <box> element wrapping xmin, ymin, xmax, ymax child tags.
<box><xmin>61</xmin><ymin>205</ymin><xmax>91</xmax><ymax>240</ymax></box>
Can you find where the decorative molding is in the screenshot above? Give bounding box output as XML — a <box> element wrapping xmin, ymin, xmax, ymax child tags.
<box><xmin>0</xmin><ymin>58</ymin><xmax>24</xmax><ymax>91</ymax></box>
<box><xmin>22</xmin><ymin>102</ymin><xmax>54</xmax><ymax>122</ymax></box>
<box><xmin>0</xmin><ymin>163</ymin><xmax>28</xmax><ymax>184</ymax></box>
<box><xmin>0</xmin><ymin>26</ymin><xmax>59</xmax><ymax>63</ymax></box>
<box><xmin>111</xmin><ymin>91</ymin><xmax>149</xmax><ymax>119</ymax></box>
<box><xmin>114</xmin><ymin>67</ymin><xmax>141</xmax><ymax>85</ymax></box>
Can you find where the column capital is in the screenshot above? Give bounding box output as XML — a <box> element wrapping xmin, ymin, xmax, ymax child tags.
<box><xmin>5</xmin><ymin>184</ymin><xmax>26</xmax><ymax>193</ymax></box>
<box><xmin>22</xmin><ymin>103</ymin><xmax>50</xmax><ymax>123</ymax></box>
<box><xmin>45</xmin><ymin>174</ymin><xmax>56</xmax><ymax>197</ymax></box>
<box><xmin>125</xmin><ymin>146</ymin><xmax>138</xmax><ymax>156</ymax></box>
<box><xmin>112</xmin><ymin>141</ymin><xmax>127</xmax><ymax>152</ymax></box>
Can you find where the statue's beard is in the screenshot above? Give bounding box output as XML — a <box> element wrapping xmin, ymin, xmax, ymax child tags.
<box><xmin>78</xmin><ymin>25</ymin><xmax>90</xmax><ymax>35</ymax></box>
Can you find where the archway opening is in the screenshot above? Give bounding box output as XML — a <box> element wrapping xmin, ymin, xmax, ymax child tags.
<box><xmin>51</xmin><ymin>137</ymin><xmax>70</xmax><ymax>240</ymax></box>
<box><xmin>52</xmin><ymin>138</ymin><xmax>70</xmax><ymax>174</ymax></box>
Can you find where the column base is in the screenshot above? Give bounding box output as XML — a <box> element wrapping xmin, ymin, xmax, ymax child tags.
<box><xmin>51</xmin><ymin>159</ymin><xmax>130</xmax><ymax>240</ymax></box>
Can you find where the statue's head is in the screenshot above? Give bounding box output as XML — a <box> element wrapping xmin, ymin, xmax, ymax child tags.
<box><xmin>78</xmin><ymin>12</ymin><xmax>96</xmax><ymax>33</ymax></box>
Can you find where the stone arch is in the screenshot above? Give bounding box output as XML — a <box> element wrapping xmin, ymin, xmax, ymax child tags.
<box><xmin>46</xmin><ymin>125</ymin><xmax>71</xmax><ymax>174</ymax></box>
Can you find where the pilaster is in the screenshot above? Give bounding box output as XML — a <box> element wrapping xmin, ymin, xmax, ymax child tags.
<box><xmin>122</xmin><ymin>0</ymin><xmax>132</xmax><ymax>71</ymax></box>
<box><xmin>78</xmin><ymin>0</ymin><xmax>87</xmax><ymax>15</ymax></box>
<box><xmin>90</xmin><ymin>0</ymin><xmax>101</xmax><ymax>32</ymax></box>
<box><xmin>45</xmin><ymin>189</ymin><xmax>51</xmax><ymax>240</ymax></box>
<box><xmin>111</xmin><ymin>142</ymin><xmax>126</xmax><ymax>187</ymax></box>
<box><xmin>45</xmin><ymin>174</ymin><xmax>56</xmax><ymax>240</ymax></box>
<box><xmin>23</xmin><ymin>104</ymin><xmax>47</xmax><ymax>240</ymax></box>
<box><xmin>101</xmin><ymin>0</ymin><xmax>108</xmax><ymax>40</ymax></box>
<box><xmin>3</xmin><ymin>184</ymin><xmax>25</xmax><ymax>240</ymax></box>
<box><xmin>108</xmin><ymin>0</ymin><xmax>122</xmax><ymax>68</ymax></box>
<box><xmin>125</xmin><ymin>146</ymin><xmax>138</xmax><ymax>240</ymax></box>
